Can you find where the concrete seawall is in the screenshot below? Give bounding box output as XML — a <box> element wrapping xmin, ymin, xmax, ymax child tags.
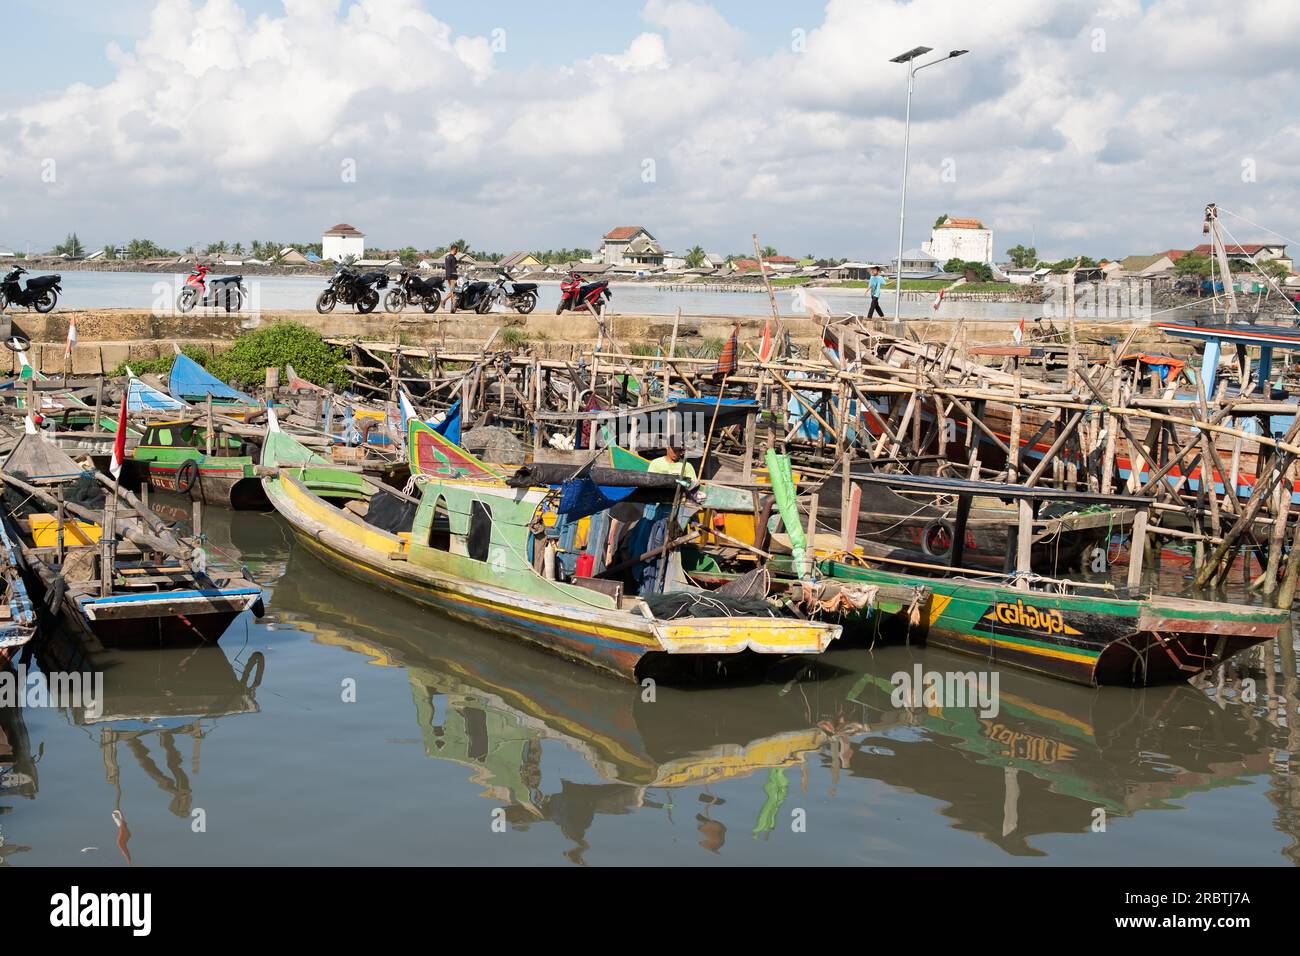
<box><xmin>3</xmin><ymin>307</ymin><xmax>1182</xmax><ymax>376</ymax></box>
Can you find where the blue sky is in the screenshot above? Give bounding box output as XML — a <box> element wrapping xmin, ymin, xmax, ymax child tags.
<box><xmin>1</xmin><ymin>1</ymin><xmax>1297</xmax><ymax>263</ymax></box>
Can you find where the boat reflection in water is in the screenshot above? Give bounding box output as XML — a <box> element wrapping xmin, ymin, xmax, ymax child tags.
<box><xmin>0</xmin><ymin>699</ymin><xmax>38</xmax><ymax>864</ymax></box>
<box><xmin>267</xmin><ymin>543</ymin><xmax>1297</xmax><ymax>863</ymax></box>
<box><xmin>38</xmin><ymin>627</ymin><xmax>265</xmax><ymax>851</ymax></box>
<box><xmin>846</xmin><ymin>647</ymin><xmax>1296</xmax><ymax>857</ymax></box>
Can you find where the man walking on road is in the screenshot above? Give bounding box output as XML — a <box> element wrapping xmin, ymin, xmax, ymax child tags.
<box><xmin>867</xmin><ymin>266</ymin><xmax>886</xmax><ymax>318</ymax></box>
<box><xmin>445</xmin><ymin>243</ymin><xmax>460</xmax><ymax>311</ymax></box>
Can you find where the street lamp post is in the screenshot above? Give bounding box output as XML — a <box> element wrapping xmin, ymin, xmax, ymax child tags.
<box><xmin>889</xmin><ymin>47</ymin><xmax>968</xmax><ymax>329</ymax></box>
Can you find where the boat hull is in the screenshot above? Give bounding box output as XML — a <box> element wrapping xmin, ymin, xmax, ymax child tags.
<box><xmin>268</xmin><ymin>471</ymin><xmax>838</xmax><ymax>682</ymax></box>
<box><xmin>822</xmin><ymin>560</ymin><xmax>1284</xmax><ymax>686</ymax></box>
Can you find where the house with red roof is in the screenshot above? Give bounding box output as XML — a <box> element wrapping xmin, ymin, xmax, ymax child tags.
<box><xmin>322</xmin><ymin>223</ymin><xmax>365</xmax><ymax>263</ymax></box>
<box><xmin>1189</xmin><ymin>242</ymin><xmax>1290</xmax><ymax>272</ymax></box>
<box><xmin>600</xmin><ymin>226</ymin><xmax>656</xmax><ymax>265</ymax></box>
<box><xmin>922</xmin><ymin>215</ymin><xmax>993</xmax><ymax>264</ymax></box>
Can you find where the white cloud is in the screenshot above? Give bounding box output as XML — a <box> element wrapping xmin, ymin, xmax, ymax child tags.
<box><xmin>0</xmin><ymin>0</ymin><xmax>1297</xmax><ymax>262</ymax></box>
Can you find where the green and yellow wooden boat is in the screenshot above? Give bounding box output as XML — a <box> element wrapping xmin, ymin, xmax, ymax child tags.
<box><xmin>819</xmin><ymin>559</ymin><xmax>1287</xmax><ymax>686</ymax></box>
<box><xmin>127</xmin><ymin>419</ymin><xmax>268</xmax><ymax>509</ymax></box>
<box><xmin>260</xmin><ymin>419</ymin><xmax>840</xmax><ymax>681</ymax></box>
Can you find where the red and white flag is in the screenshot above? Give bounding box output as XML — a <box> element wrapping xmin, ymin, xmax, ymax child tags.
<box><xmin>64</xmin><ymin>315</ymin><xmax>77</xmax><ymax>359</ymax></box>
<box><xmin>759</xmin><ymin>319</ymin><xmax>773</xmax><ymax>361</ymax></box>
<box><xmin>931</xmin><ymin>288</ymin><xmax>946</xmax><ymax>312</ymax></box>
<box><xmin>109</xmin><ymin>400</ymin><xmax>128</xmax><ymax>480</ymax></box>
<box><xmin>1012</xmin><ymin>316</ymin><xmax>1025</xmax><ymax>345</ymax></box>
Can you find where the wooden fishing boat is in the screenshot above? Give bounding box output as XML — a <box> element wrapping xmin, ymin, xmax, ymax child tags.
<box><xmin>125</xmin><ymin>418</ymin><xmax>268</xmax><ymax>509</ymax></box>
<box><xmin>0</xmin><ymin>507</ymin><xmax>36</xmax><ymax>669</ymax></box>
<box><xmin>261</xmin><ymin>419</ymin><xmax>840</xmax><ymax>681</ymax></box>
<box><xmin>1</xmin><ymin>431</ymin><xmax>264</xmax><ymax>651</ymax></box>
<box><xmin>820</xmin><ymin>558</ymin><xmax>1285</xmax><ymax>686</ymax></box>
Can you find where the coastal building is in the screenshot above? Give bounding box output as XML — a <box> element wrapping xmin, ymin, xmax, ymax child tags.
<box><xmin>1189</xmin><ymin>242</ymin><xmax>1291</xmax><ymax>272</ymax></box>
<box><xmin>922</xmin><ymin>216</ymin><xmax>993</xmax><ymax>264</ymax></box>
<box><xmin>890</xmin><ymin>248</ymin><xmax>943</xmax><ymax>279</ymax></box>
<box><xmin>498</xmin><ymin>251</ymin><xmax>542</xmax><ymax>273</ymax></box>
<box><xmin>704</xmin><ymin>252</ymin><xmax>725</xmax><ymax>269</ymax></box>
<box><xmin>600</xmin><ymin>226</ymin><xmax>655</xmax><ymax>265</ymax></box>
<box><xmin>1117</xmin><ymin>254</ymin><xmax>1176</xmax><ymax>277</ymax></box>
<box><xmin>762</xmin><ymin>255</ymin><xmax>799</xmax><ymax>272</ymax></box>
<box><xmin>322</xmin><ymin>223</ymin><xmax>365</xmax><ymax>263</ymax></box>
<box><xmin>623</xmin><ymin>234</ymin><xmax>665</xmax><ymax>268</ymax></box>
<box><xmin>278</xmin><ymin>248</ymin><xmax>311</xmax><ymax>265</ymax></box>
<box><xmin>839</xmin><ymin>262</ymin><xmax>887</xmax><ymax>280</ymax></box>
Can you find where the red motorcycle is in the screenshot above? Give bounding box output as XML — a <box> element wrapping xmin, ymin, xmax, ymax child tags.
<box><xmin>556</xmin><ymin>271</ymin><xmax>612</xmax><ymax>315</ymax></box>
<box><xmin>176</xmin><ymin>264</ymin><xmax>247</xmax><ymax>313</ymax></box>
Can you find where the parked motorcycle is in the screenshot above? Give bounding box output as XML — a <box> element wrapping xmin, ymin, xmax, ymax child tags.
<box><xmin>447</xmin><ymin>277</ymin><xmax>493</xmax><ymax>314</ymax></box>
<box><xmin>0</xmin><ymin>267</ymin><xmax>62</xmax><ymax>313</ymax></box>
<box><xmin>384</xmin><ymin>270</ymin><xmax>446</xmax><ymax>314</ymax></box>
<box><xmin>316</xmin><ymin>268</ymin><xmax>389</xmax><ymax>314</ymax></box>
<box><xmin>176</xmin><ymin>264</ymin><xmax>247</xmax><ymax>313</ymax></box>
<box><xmin>475</xmin><ymin>272</ymin><xmax>539</xmax><ymax>315</ymax></box>
<box><xmin>555</xmin><ymin>270</ymin><xmax>611</xmax><ymax>315</ymax></box>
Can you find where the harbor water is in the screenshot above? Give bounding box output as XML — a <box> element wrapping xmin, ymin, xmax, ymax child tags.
<box><xmin>49</xmin><ymin>271</ymin><xmax>1042</xmax><ymax>321</ymax></box>
<box><xmin>2</xmin><ymin>501</ymin><xmax>1296</xmax><ymax>866</ymax></box>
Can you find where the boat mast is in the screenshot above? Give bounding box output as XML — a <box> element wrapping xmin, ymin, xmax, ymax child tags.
<box><xmin>1203</xmin><ymin>202</ymin><xmax>1239</xmax><ymax>318</ymax></box>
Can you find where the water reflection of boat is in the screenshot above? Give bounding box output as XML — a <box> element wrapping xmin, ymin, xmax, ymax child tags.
<box><xmin>844</xmin><ymin>649</ymin><xmax>1285</xmax><ymax>856</ymax></box>
<box><xmin>269</xmin><ymin>553</ymin><xmax>853</xmax><ymax>859</ymax></box>
<box><xmin>37</xmin><ymin>630</ymin><xmax>265</xmax><ymax>831</ymax></box>
<box><xmin>0</xmin><ymin>693</ymin><xmax>37</xmax><ymax>864</ymax></box>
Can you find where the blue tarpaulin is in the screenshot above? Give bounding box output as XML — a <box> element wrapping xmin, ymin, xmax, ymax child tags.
<box><xmin>169</xmin><ymin>353</ymin><xmax>255</xmax><ymax>404</ymax></box>
<box><xmin>557</xmin><ymin>477</ymin><xmax>636</xmax><ymax>522</ymax></box>
<box><xmin>127</xmin><ymin>377</ymin><xmax>188</xmax><ymax>413</ymax></box>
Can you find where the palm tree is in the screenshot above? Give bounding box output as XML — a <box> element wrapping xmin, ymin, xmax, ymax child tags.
<box><xmin>761</xmin><ymin>245</ymin><xmax>778</xmax><ymax>259</ymax></box>
<box><xmin>685</xmin><ymin>245</ymin><xmax>706</xmax><ymax>269</ymax></box>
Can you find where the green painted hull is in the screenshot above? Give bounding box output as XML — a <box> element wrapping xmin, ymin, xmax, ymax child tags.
<box><xmin>820</xmin><ymin>560</ymin><xmax>1286</xmax><ymax>686</ymax></box>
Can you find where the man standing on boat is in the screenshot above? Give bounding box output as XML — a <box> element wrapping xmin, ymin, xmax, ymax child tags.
<box><xmin>444</xmin><ymin>243</ymin><xmax>460</xmax><ymax>311</ymax></box>
<box><xmin>648</xmin><ymin>444</ymin><xmax>697</xmax><ymax>480</ymax></box>
<box><xmin>867</xmin><ymin>266</ymin><xmax>886</xmax><ymax>318</ymax></box>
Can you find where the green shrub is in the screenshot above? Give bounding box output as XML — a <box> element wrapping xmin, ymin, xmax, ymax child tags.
<box><xmin>110</xmin><ymin>345</ymin><xmax>210</xmax><ymax>378</ymax></box>
<box><xmin>210</xmin><ymin>322</ymin><xmax>348</xmax><ymax>388</ymax></box>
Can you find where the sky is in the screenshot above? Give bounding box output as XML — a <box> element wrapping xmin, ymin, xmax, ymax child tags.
<box><xmin>1</xmin><ymin>0</ymin><xmax>1297</xmax><ymax>262</ymax></box>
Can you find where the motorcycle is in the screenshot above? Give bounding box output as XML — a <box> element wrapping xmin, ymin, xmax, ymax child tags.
<box><xmin>474</xmin><ymin>272</ymin><xmax>539</xmax><ymax>315</ymax></box>
<box><xmin>0</xmin><ymin>266</ymin><xmax>62</xmax><ymax>313</ymax></box>
<box><xmin>383</xmin><ymin>270</ymin><xmax>446</xmax><ymax>314</ymax></box>
<box><xmin>316</xmin><ymin>268</ymin><xmax>389</xmax><ymax>314</ymax></box>
<box><xmin>176</xmin><ymin>264</ymin><xmax>247</xmax><ymax>313</ymax></box>
<box><xmin>555</xmin><ymin>270</ymin><xmax>611</xmax><ymax>315</ymax></box>
<box><xmin>447</xmin><ymin>276</ymin><xmax>493</xmax><ymax>314</ymax></box>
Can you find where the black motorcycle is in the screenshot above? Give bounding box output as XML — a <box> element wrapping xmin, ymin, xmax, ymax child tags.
<box><xmin>475</xmin><ymin>272</ymin><xmax>539</xmax><ymax>314</ymax></box>
<box><xmin>316</xmin><ymin>268</ymin><xmax>388</xmax><ymax>314</ymax></box>
<box><xmin>0</xmin><ymin>267</ymin><xmax>61</xmax><ymax>313</ymax></box>
<box><xmin>384</xmin><ymin>270</ymin><xmax>446</xmax><ymax>314</ymax></box>
<box><xmin>447</xmin><ymin>277</ymin><xmax>492</xmax><ymax>314</ymax></box>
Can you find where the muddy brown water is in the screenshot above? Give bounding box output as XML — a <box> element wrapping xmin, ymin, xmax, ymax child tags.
<box><xmin>1</xmin><ymin>501</ymin><xmax>1296</xmax><ymax>866</ymax></box>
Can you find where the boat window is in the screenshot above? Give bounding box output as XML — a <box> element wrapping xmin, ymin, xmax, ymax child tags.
<box><xmin>427</xmin><ymin>496</ymin><xmax>451</xmax><ymax>551</ymax></box>
<box><xmin>155</xmin><ymin>427</ymin><xmax>173</xmax><ymax>446</ymax></box>
<box><xmin>466</xmin><ymin>500</ymin><xmax>492</xmax><ymax>562</ymax></box>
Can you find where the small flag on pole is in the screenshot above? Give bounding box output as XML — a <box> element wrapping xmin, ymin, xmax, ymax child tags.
<box><xmin>759</xmin><ymin>319</ymin><xmax>773</xmax><ymax>362</ymax></box>
<box><xmin>931</xmin><ymin>288</ymin><xmax>946</xmax><ymax>312</ymax></box>
<box><xmin>17</xmin><ymin>350</ymin><xmax>33</xmax><ymax>380</ymax></box>
<box><xmin>109</xmin><ymin>400</ymin><xmax>128</xmax><ymax>480</ymax></box>
<box><xmin>64</xmin><ymin>315</ymin><xmax>78</xmax><ymax>358</ymax></box>
<box><xmin>1013</xmin><ymin>316</ymin><xmax>1025</xmax><ymax>345</ymax></box>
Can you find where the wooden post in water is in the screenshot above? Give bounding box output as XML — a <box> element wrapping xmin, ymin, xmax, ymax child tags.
<box><xmin>205</xmin><ymin>394</ymin><xmax>214</xmax><ymax>457</ymax></box>
<box><xmin>1127</xmin><ymin>507</ymin><xmax>1150</xmax><ymax>592</ymax></box>
<box><xmin>55</xmin><ymin>488</ymin><xmax>65</xmax><ymax>566</ymax></box>
<box><xmin>1015</xmin><ymin>499</ymin><xmax>1033</xmax><ymax>591</ymax></box>
<box><xmin>804</xmin><ymin>492</ymin><xmax>819</xmax><ymax>578</ymax></box>
<box><xmin>100</xmin><ymin>488</ymin><xmax>117</xmax><ymax>598</ymax></box>
<box><xmin>841</xmin><ymin>482</ymin><xmax>860</xmax><ymax>552</ymax></box>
